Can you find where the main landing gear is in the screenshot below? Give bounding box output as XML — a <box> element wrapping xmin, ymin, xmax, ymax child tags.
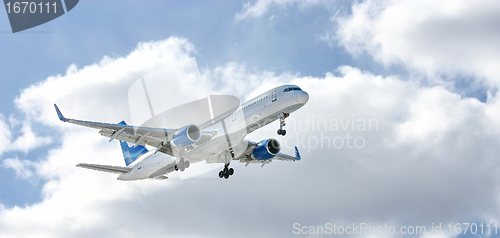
<box><xmin>277</xmin><ymin>112</ymin><xmax>289</xmax><ymax>136</ymax></box>
<box><xmin>175</xmin><ymin>159</ymin><xmax>190</xmax><ymax>172</ymax></box>
<box><xmin>218</xmin><ymin>164</ymin><xmax>234</xmax><ymax>179</ymax></box>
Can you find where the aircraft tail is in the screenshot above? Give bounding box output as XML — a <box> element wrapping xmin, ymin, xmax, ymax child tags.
<box><xmin>118</xmin><ymin>121</ymin><xmax>148</xmax><ymax>166</ymax></box>
<box><xmin>294</xmin><ymin>146</ymin><xmax>301</xmax><ymax>159</ymax></box>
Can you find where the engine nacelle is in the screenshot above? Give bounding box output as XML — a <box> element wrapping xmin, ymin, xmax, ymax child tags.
<box><xmin>171</xmin><ymin>124</ymin><xmax>201</xmax><ymax>147</ymax></box>
<box><xmin>252</xmin><ymin>138</ymin><xmax>281</xmax><ymax>161</ymax></box>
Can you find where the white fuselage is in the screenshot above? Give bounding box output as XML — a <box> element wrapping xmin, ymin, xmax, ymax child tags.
<box><xmin>117</xmin><ymin>85</ymin><xmax>309</xmax><ymax>180</ymax></box>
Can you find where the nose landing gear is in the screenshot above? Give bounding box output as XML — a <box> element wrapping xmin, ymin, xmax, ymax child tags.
<box><xmin>277</xmin><ymin>112</ymin><xmax>289</xmax><ymax>136</ymax></box>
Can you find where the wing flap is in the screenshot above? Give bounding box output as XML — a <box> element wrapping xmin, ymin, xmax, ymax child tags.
<box><xmin>69</xmin><ymin>118</ymin><xmax>172</xmax><ymax>141</ymax></box>
<box><xmin>274</xmin><ymin>146</ymin><xmax>301</xmax><ymax>161</ymax></box>
<box><xmin>76</xmin><ymin>163</ymin><xmax>132</xmax><ymax>174</ymax></box>
<box><xmin>55</xmin><ymin>104</ymin><xmax>176</xmax><ymax>155</ymax></box>
<box><xmin>99</xmin><ymin>128</ymin><xmax>164</xmax><ymax>147</ymax></box>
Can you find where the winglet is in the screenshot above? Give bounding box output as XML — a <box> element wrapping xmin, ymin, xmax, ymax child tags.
<box><xmin>54</xmin><ymin>104</ymin><xmax>69</xmax><ymax>122</ymax></box>
<box><xmin>294</xmin><ymin>146</ymin><xmax>301</xmax><ymax>160</ymax></box>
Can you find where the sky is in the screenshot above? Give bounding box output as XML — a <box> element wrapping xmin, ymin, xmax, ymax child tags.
<box><xmin>1</xmin><ymin>0</ymin><xmax>500</xmax><ymax>237</ymax></box>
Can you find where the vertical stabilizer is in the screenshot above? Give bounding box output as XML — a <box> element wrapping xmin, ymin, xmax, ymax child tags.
<box><xmin>118</xmin><ymin>121</ymin><xmax>148</xmax><ymax>166</ymax></box>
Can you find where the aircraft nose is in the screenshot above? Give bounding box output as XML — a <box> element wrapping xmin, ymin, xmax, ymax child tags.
<box><xmin>297</xmin><ymin>91</ymin><xmax>309</xmax><ymax>104</ymax></box>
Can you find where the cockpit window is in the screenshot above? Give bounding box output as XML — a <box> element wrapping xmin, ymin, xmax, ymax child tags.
<box><xmin>284</xmin><ymin>87</ymin><xmax>301</xmax><ymax>92</ymax></box>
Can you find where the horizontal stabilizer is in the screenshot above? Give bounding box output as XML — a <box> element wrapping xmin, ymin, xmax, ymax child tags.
<box><xmin>76</xmin><ymin>163</ymin><xmax>131</xmax><ymax>174</ymax></box>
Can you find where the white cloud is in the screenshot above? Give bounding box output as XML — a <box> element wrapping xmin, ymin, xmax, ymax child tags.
<box><xmin>201</xmin><ymin>62</ymin><xmax>294</xmax><ymax>100</ymax></box>
<box><xmin>1</xmin><ymin>38</ymin><xmax>194</xmax><ymax>158</ymax></box>
<box><xmin>1</xmin><ymin>37</ymin><xmax>500</xmax><ymax>237</ymax></box>
<box><xmin>14</xmin><ymin>38</ymin><xmax>195</xmax><ymax>128</ymax></box>
<box><xmin>2</xmin><ymin>157</ymin><xmax>36</xmax><ymax>179</ymax></box>
<box><xmin>235</xmin><ymin>0</ymin><xmax>321</xmax><ymax>21</ymax></box>
<box><xmin>333</xmin><ymin>0</ymin><xmax>500</xmax><ymax>89</ymax></box>
<box><xmin>0</xmin><ymin>37</ymin><xmax>195</xmax><ymax>238</ymax></box>
<box><xmin>0</xmin><ymin>115</ymin><xmax>11</xmax><ymax>156</ymax></box>
<box><xmin>0</xmin><ymin>115</ymin><xmax>52</xmax><ymax>156</ymax></box>
<box><xmin>9</xmin><ymin>123</ymin><xmax>52</xmax><ymax>153</ymax></box>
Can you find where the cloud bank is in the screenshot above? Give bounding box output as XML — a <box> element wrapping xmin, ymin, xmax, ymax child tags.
<box><xmin>333</xmin><ymin>0</ymin><xmax>500</xmax><ymax>89</ymax></box>
<box><xmin>1</xmin><ymin>33</ymin><xmax>500</xmax><ymax>238</ymax></box>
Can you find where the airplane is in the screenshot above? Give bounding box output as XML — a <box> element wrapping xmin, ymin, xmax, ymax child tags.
<box><xmin>54</xmin><ymin>84</ymin><xmax>309</xmax><ymax>180</ymax></box>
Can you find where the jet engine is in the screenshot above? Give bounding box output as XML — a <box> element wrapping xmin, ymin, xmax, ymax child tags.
<box><xmin>252</xmin><ymin>138</ymin><xmax>281</xmax><ymax>161</ymax></box>
<box><xmin>171</xmin><ymin>124</ymin><xmax>201</xmax><ymax>147</ymax></box>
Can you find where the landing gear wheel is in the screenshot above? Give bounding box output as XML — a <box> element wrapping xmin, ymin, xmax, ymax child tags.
<box><xmin>218</xmin><ymin>165</ymin><xmax>235</xmax><ymax>179</ymax></box>
<box><xmin>277</xmin><ymin>112</ymin><xmax>288</xmax><ymax>136</ymax></box>
<box><xmin>277</xmin><ymin>129</ymin><xmax>287</xmax><ymax>136</ymax></box>
<box><xmin>178</xmin><ymin>159</ymin><xmax>187</xmax><ymax>172</ymax></box>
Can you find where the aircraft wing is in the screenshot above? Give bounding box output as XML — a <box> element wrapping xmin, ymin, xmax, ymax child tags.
<box><xmin>274</xmin><ymin>146</ymin><xmax>302</xmax><ymax>161</ymax></box>
<box><xmin>207</xmin><ymin>140</ymin><xmax>301</xmax><ymax>165</ymax></box>
<box><xmin>241</xmin><ymin>140</ymin><xmax>301</xmax><ymax>162</ymax></box>
<box><xmin>76</xmin><ymin>163</ymin><xmax>132</xmax><ymax>174</ymax></box>
<box><xmin>55</xmin><ymin>104</ymin><xmax>175</xmax><ymax>155</ymax></box>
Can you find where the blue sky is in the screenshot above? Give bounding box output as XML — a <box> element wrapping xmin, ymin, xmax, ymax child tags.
<box><xmin>0</xmin><ymin>1</ymin><xmax>341</xmax><ymax>110</ymax></box>
<box><xmin>1</xmin><ymin>1</ymin><xmax>500</xmax><ymax>237</ymax></box>
<box><xmin>1</xmin><ymin>1</ymin><xmax>402</xmax><ymax>113</ymax></box>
